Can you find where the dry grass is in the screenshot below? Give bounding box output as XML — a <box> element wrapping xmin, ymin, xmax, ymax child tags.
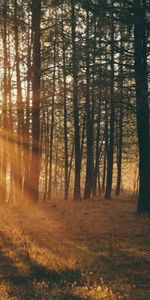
<box><xmin>0</xmin><ymin>196</ymin><xmax>149</xmax><ymax>299</ymax></box>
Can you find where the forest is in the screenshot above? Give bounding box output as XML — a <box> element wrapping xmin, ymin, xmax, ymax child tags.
<box><xmin>0</xmin><ymin>0</ymin><xmax>150</xmax><ymax>299</ymax></box>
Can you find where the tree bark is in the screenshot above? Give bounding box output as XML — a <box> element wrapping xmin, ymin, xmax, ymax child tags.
<box><xmin>30</xmin><ymin>0</ymin><xmax>41</xmax><ymax>203</ymax></box>
<box><xmin>71</xmin><ymin>0</ymin><xmax>81</xmax><ymax>200</ymax></box>
<box><xmin>134</xmin><ymin>0</ymin><xmax>150</xmax><ymax>213</ymax></box>
<box><xmin>1</xmin><ymin>0</ymin><xmax>8</xmax><ymax>203</ymax></box>
<box><xmin>105</xmin><ymin>0</ymin><xmax>115</xmax><ymax>199</ymax></box>
<box><xmin>48</xmin><ymin>36</ymin><xmax>56</xmax><ymax>201</ymax></box>
<box><xmin>61</xmin><ymin>13</ymin><xmax>69</xmax><ymax>200</ymax></box>
<box><xmin>84</xmin><ymin>10</ymin><xmax>94</xmax><ymax>200</ymax></box>
<box><xmin>116</xmin><ymin>29</ymin><xmax>124</xmax><ymax>196</ymax></box>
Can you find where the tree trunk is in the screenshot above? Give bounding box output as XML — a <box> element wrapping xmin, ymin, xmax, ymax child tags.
<box><xmin>62</xmin><ymin>14</ymin><xmax>69</xmax><ymax>200</ymax></box>
<box><xmin>134</xmin><ymin>0</ymin><xmax>150</xmax><ymax>213</ymax></box>
<box><xmin>105</xmin><ymin>0</ymin><xmax>115</xmax><ymax>200</ymax></box>
<box><xmin>48</xmin><ymin>34</ymin><xmax>56</xmax><ymax>201</ymax></box>
<box><xmin>116</xmin><ymin>30</ymin><xmax>124</xmax><ymax>196</ymax></box>
<box><xmin>83</xmin><ymin>10</ymin><xmax>94</xmax><ymax>200</ymax></box>
<box><xmin>30</xmin><ymin>0</ymin><xmax>41</xmax><ymax>203</ymax></box>
<box><xmin>24</xmin><ymin>8</ymin><xmax>32</xmax><ymax>203</ymax></box>
<box><xmin>14</xmin><ymin>0</ymin><xmax>25</xmax><ymax>202</ymax></box>
<box><xmin>71</xmin><ymin>0</ymin><xmax>81</xmax><ymax>200</ymax></box>
<box><xmin>1</xmin><ymin>0</ymin><xmax>8</xmax><ymax>203</ymax></box>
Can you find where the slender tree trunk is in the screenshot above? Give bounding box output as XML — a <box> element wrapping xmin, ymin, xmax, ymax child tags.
<box><xmin>105</xmin><ymin>0</ymin><xmax>115</xmax><ymax>199</ymax></box>
<box><xmin>102</xmin><ymin>97</ymin><xmax>108</xmax><ymax>193</ymax></box>
<box><xmin>48</xmin><ymin>36</ymin><xmax>56</xmax><ymax>200</ymax></box>
<box><xmin>93</xmin><ymin>98</ymin><xmax>101</xmax><ymax>197</ymax></box>
<box><xmin>42</xmin><ymin>101</ymin><xmax>48</xmax><ymax>202</ymax></box>
<box><xmin>62</xmin><ymin>15</ymin><xmax>69</xmax><ymax>200</ymax></box>
<box><xmin>71</xmin><ymin>0</ymin><xmax>81</xmax><ymax>200</ymax></box>
<box><xmin>84</xmin><ymin>10</ymin><xmax>94</xmax><ymax>200</ymax></box>
<box><xmin>54</xmin><ymin>146</ymin><xmax>58</xmax><ymax>194</ymax></box>
<box><xmin>1</xmin><ymin>1</ymin><xmax>8</xmax><ymax>203</ymax></box>
<box><xmin>116</xmin><ymin>103</ymin><xmax>123</xmax><ymax>195</ymax></box>
<box><xmin>24</xmin><ymin>9</ymin><xmax>32</xmax><ymax>202</ymax></box>
<box><xmin>134</xmin><ymin>0</ymin><xmax>150</xmax><ymax>213</ymax></box>
<box><xmin>116</xmin><ymin>32</ymin><xmax>124</xmax><ymax>195</ymax></box>
<box><xmin>91</xmin><ymin>20</ymin><xmax>98</xmax><ymax>197</ymax></box>
<box><xmin>14</xmin><ymin>0</ymin><xmax>24</xmax><ymax>201</ymax></box>
<box><xmin>8</xmin><ymin>31</ymin><xmax>14</xmax><ymax>203</ymax></box>
<box><xmin>68</xmin><ymin>139</ymin><xmax>75</xmax><ymax>193</ymax></box>
<box><xmin>14</xmin><ymin>0</ymin><xmax>24</xmax><ymax>136</ymax></box>
<box><xmin>30</xmin><ymin>0</ymin><xmax>41</xmax><ymax>203</ymax></box>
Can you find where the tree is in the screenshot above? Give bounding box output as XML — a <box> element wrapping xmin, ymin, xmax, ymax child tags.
<box><xmin>83</xmin><ymin>9</ymin><xmax>94</xmax><ymax>200</ymax></box>
<box><xmin>134</xmin><ymin>0</ymin><xmax>150</xmax><ymax>213</ymax></box>
<box><xmin>71</xmin><ymin>0</ymin><xmax>81</xmax><ymax>200</ymax></box>
<box><xmin>105</xmin><ymin>0</ymin><xmax>115</xmax><ymax>200</ymax></box>
<box><xmin>61</xmin><ymin>8</ymin><xmax>69</xmax><ymax>200</ymax></box>
<box><xmin>29</xmin><ymin>0</ymin><xmax>41</xmax><ymax>203</ymax></box>
<box><xmin>1</xmin><ymin>0</ymin><xmax>8</xmax><ymax>203</ymax></box>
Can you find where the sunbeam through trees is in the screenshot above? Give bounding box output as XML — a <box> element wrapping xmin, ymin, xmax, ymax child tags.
<box><xmin>0</xmin><ymin>1</ymin><xmax>149</xmax><ymax>206</ymax></box>
<box><xmin>0</xmin><ymin>1</ymin><xmax>150</xmax><ymax>299</ymax></box>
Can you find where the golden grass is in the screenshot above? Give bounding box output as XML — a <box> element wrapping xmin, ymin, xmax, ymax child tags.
<box><xmin>0</xmin><ymin>196</ymin><xmax>149</xmax><ymax>299</ymax></box>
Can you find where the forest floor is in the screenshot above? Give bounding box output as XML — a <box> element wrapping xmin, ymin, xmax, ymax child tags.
<box><xmin>0</xmin><ymin>196</ymin><xmax>150</xmax><ymax>300</ymax></box>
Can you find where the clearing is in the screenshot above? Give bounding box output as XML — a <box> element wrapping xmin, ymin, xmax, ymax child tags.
<box><xmin>0</xmin><ymin>196</ymin><xmax>149</xmax><ymax>299</ymax></box>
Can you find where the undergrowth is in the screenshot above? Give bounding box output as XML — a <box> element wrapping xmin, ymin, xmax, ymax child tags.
<box><xmin>0</xmin><ymin>198</ymin><xmax>149</xmax><ymax>299</ymax></box>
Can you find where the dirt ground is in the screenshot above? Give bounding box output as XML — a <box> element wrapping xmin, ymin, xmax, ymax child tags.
<box><xmin>0</xmin><ymin>196</ymin><xmax>149</xmax><ymax>299</ymax></box>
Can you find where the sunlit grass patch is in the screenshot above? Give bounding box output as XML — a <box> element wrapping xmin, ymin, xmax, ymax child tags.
<box><xmin>74</xmin><ymin>284</ymin><xmax>121</xmax><ymax>300</ymax></box>
<box><xmin>0</xmin><ymin>200</ymin><xmax>149</xmax><ymax>299</ymax></box>
<box><xmin>0</xmin><ymin>282</ymin><xmax>12</xmax><ymax>300</ymax></box>
<box><xmin>32</xmin><ymin>281</ymin><xmax>123</xmax><ymax>300</ymax></box>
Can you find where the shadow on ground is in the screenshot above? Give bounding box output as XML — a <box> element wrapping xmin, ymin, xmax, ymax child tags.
<box><xmin>0</xmin><ymin>229</ymin><xmax>87</xmax><ymax>300</ymax></box>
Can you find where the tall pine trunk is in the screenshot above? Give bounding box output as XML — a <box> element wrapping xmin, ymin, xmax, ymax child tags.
<box><xmin>48</xmin><ymin>36</ymin><xmax>56</xmax><ymax>201</ymax></box>
<box><xmin>71</xmin><ymin>0</ymin><xmax>81</xmax><ymax>200</ymax></box>
<box><xmin>116</xmin><ymin>30</ymin><xmax>124</xmax><ymax>196</ymax></box>
<box><xmin>62</xmin><ymin>15</ymin><xmax>69</xmax><ymax>200</ymax></box>
<box><xmin>30</xmin><ymin>0</ymin><xmax>41</xmax><ymax>203</ymax></box>
<box><xmin>134</xmin><ymin>0</ymin><xmax>150</xmax><ymax>213</ymax></box>
<box><xmin>105</xmin><ymin>0</ymin><xmax>115</xmax><ymax>199</ymax></box>
<box><xmin>1</xmin><ymin>0</ymin><xmax>8</xmax><ymax>203</ymax></box>
<box><xmin>84</xmin><ymin>10</ymin><xmax>94</xmax><ymax>200</ymax></box>
<box><xmin>14</xmin><ymin>0</ymin><xmax>24</xmax><ymax>202</ymax></box>
<box><xmin>24</xmin><ymin>8</ymin><xmax>32</xmax><ymax>202</ymax></box>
